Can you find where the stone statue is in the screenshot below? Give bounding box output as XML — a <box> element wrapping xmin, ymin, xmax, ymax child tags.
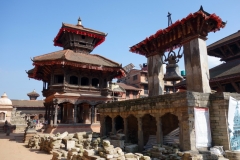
<box><xmin>26</xmin><ymin>119</ymin><xmax>36</xmax><ymax>130</ymax></box>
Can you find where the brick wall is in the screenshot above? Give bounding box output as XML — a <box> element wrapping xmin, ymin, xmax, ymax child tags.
<box><xmin>209</xmin><ymin>92</ymin><xmax>240</xmax><ymax>150</ymax></box>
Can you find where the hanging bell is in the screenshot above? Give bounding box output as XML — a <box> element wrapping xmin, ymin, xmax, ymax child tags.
<box><xmin>163</xmin><ymin>64</ymin><xmax>183</xmax><ymax>81</ymax></box>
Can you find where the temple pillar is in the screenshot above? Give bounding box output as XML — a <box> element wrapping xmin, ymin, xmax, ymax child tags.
<box><xmin>74</xmin><ymin>104</ymin><xmax>77</xmax><ymax>124</ymax></box>
<box><xmin>54</xmin><ymin>103</ymin><xmax>58</xmax><ymax>127</ymax></box>
<box><xmin>183</xmin><ymin>38</ymin><xmax>211</xmax><ymax>93</ymax></box>
<box><xmin>123</xmin><ymin>117</ymin><xmax>128</xmax><ymax>142</ymax></box>
<box><xmin>48</xmin><ymin>105</ymin><xmax>51</xmax><ymax>124</ymax></box>
<box><xmin>156</xmin><ymin>116</ymin><xmax>163</xmax><ymax>144</ymax></box>
<box><xmin>100</xmin><ymin>116</ymin><xmax>106</xmax><ymax>136</ymax></box>
<box><xmin>67</xmin><ymin>103</ymin><xmax>74</xmax><ymax>123</ymax></box>
<box><xmin>178</xmin><ymin>120</ymin><xmax>184</xmax><ymax>150</ymax></box>
<box><xmin>137</xmin><ymin>117</ymin><xmax>143</xmax><ymax>151</ymax></box>
<box><xmin>179</xmin><ymin>110</ymin><xmax>197</xmax><ymax>151</ymax></box>
<box><xmin>147</xmin><ymin>53</ymin><xmax>164</xmax><ymax>96</ymax></box>
<box><xmin>44</xmin><ymin>104</ymin><xmax>47</xmax><ymax>120</ymax></box>
<box><xmin>88</xmin><ymin>106</ymin><xmax>92</xmax><ymax>124</ymax></box>
<box><xmin>50</xmin><ymin>105</ymin><xmax>54</xmax><ymax>126</ymax></box>
<box><xmin>112</xmin><ymin>116</ymin><xmax>116</xmax><ymax>134</ymax></box>
<box><xmin>63</xmin><ymin>103</ymin><xmax>67</xmax><ymax>123</ymax></box>
<box><xmin>91</xmin><ymin>105</ymin><xmax>95</xmax><ymax>124</ymax></box>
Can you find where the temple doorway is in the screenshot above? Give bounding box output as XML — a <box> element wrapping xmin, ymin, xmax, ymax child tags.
<box><xmin>127</xmin><ymin>114</ymin><xmax>138</xmax><ymax>143</ymax></box>
<box><xmin>0</xmin><ymin>112</ymin><xmax>5</xmax><ymax>121</ymax></box>
<box><xmin>105</xmin><ymin>116</ymin><xmax>112</xmax><ymax>136</ymax></box>
<box><xmin>142</xmin><ymin>114</ymin><xmax>157</xmax><ymax>145</ymax></box>
<box><xmin>77</xmin><ymin>103</ymin><xmax>91</xmax><ymax>124</ymax></box>
<box><xmin>115</xmin><ymin>115</ymin><xmax>124</xmax><ymax>132</ymax></box>
<box><xmin>161</xmin><ymin>113</ymin><xmax>179</xmax><ymax>145</ymax></box>
<box><xmin>59</xmin><ymin>102</ymin><xmax>74</xmax><ymax>123</ymax></box>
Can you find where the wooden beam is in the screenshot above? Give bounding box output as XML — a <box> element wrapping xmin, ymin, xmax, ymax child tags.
<box><xmin>215</xmin><ymin>82</ymin><xmax>224</xmax><ymax>92</ymax></box>
<box><xmin>226</xmin><ymin>44</ymin><xmax>235</xmax><ymax>56</ymax></box>
<box><xmin>219</xmin><ymin>47</ymin><xmax>227</xmax><ymax>58</ymax></box>
<box><xmin>230</xmin><ymin>81</ymin><xmax>240</xmax><ymax>93</ymax></box>
<box><xmin>235</xmin><ymin>41</ymin><xmax>240</xmax><ymax>50</ymax></box>
<box><xmin>209</xmin><ymin>50</ymin><xmax>222</xmax><ymax>57</ymax></box>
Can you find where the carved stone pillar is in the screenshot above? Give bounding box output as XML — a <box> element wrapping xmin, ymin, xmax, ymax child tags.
<box><xmin>50</xmin><ymin>105</ymin><xmax>54</xmax><ymax>126</ymax></box>
<box><xmin>178</xmin><ymin>121</ymin><xmax>184</xmax><ymax>150</ymax></box>
<box><xmin>137</xmin><ymin>117</ymin><xmax>143</xmax><ymax>151</ymax></box>
<box><xmin>147</xmin><ymin>53</ymin><xmax>164</xmax><ymax>96</ymax></box>
<box><xmin>156</xmin><ymin>116</ymin><xmax>163</xmax><ymax>144</ymax></box>
<box><xmin>54</xmin><ymin>104</ymin><xmax>58</xmax><ymax>127</ymax></box>
<box><xmin>74</xmin><ymin>104</ymin><xmax>77</xmax><ymax>124</ymax></box>
<box><xmin>100</xmin><ymin>116</ymin><xmax>106</xmax><ymax>137</ymax></box>
<box><xmin>67</xmin><ymin>103</ymin><xmax>74</xmax><ymax>123</ymax></box>
<box><xmin>63</xmin><ymin>103</ymin><xmax>67</xmax><ymax>123</ymax></box>
<box><xmin>179</xmin><ymin>115</ymin><xmax>197</xmax><ymax>151</ymax></box>
<box><xmin>183</xmin><ymin>38</ymin><xmax>211</xmax><ymax>93</ymax></box>
<box><xmin>47</xmin><ymin>105</ymin><xmax>51</xmax><ymax>124</ymax></box>
<box><xmin>91</xmin><ymin>105</ymin><xmax>95</xmax><ymax>124</ymax></box>
<box><xmin>88</xmin><ymin>106</ymin><xmax>92</xmax><ymax>124</ymax></box>
<box><xmin>123</xmin><ymin>117</ymin><xmax>128</xmax><ymax>142</ymax></box>
<box><xmin>112</xmin><ymin>116</ymin><xmax>116</xmax><ymax>134</ymax></box>
<box><xmin>44</xmin><ymin>104</ymin><xmax>48</xmax><ymax>120</ymax></box>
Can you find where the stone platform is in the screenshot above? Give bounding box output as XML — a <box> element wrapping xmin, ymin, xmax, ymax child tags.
<box><xmin>44</xmin><ymin>123</ymin><xmax>100</xmax><ymax>134</ymax></box>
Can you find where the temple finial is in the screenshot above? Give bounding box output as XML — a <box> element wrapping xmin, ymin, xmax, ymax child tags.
<box><xmin>199</xmin><ymin>5</ymin><xmax>203</xmax><ymax>11</ymax></box>
<box><xmin>167</xmin><ymin>12</ymin><xmax>172</xmax><ymax>27</ymax></box>
<box><xmin>77</xmin><ymin>17</ymin><xmax>82</xmax><ymax>26</ymax></box>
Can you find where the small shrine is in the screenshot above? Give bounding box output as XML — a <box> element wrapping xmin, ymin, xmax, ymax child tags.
<box><xmin>27</xmin><ymin>89</ymin><xmax>40</xmax><ymax>100</ymax></box>
<box><xmin>27</xmin><ymin>18</ymin><xmax>125</xmax><ymax>132</ymax></box>
<box><xmin>0</xmin><ymin>93</ymin><xmax>13</xmax><ymax>123</ymax></box>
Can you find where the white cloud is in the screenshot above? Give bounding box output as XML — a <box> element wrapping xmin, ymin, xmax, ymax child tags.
<box><xmin>208</xmin><ymin>56</ymin><xmax>222</xmax><ymax>69</ymax></box>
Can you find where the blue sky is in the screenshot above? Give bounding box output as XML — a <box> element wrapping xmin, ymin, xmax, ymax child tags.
<box><xmin>0</xmin><ymin>1</ymin><xmax>239</xmax><ymax>100</ymax></box>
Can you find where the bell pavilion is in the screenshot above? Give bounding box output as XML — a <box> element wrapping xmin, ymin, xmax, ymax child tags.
<box><xmin>98</xmin><ymin>7</ymin><xmax>239</xmax><ymax>157</ymax></box>
<box><xmin>27</xmin><ymin>18</ymin><xmax>125</xmax><ymax>132</ymax></box>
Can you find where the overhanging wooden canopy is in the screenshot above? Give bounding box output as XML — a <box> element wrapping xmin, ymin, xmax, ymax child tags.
<box><xmin>130</xmin><ymin>6</ymin><xmax>226</xmax><ymax>57</ymax></box>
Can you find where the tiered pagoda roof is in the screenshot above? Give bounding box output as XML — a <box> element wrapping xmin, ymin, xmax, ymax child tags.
<box><xmin>175</xmin><ymin>58</ymin><xmax>240</xmax><ymax>89</ymax></box>
<box><xmin>27</xmin><ymin>18</ymin><xmax>126</xmax><ymax>81</ymax></box>
<box><xmin>54</xmin><ymin>21</ymin><xmax>106</xmax><ymax>49</ymax></box>
<box><xmin>208</xmin><ymin>30</ymin><xmax>240</xmax><ymax>61</ymax></box>
<box><xmin>209</xmin><ymin>58</ymin><xmax>240</xmax><ymax>82</ymax></box>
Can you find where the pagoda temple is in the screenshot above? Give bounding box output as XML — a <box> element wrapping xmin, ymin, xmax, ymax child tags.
<box><xmin>27</xmin><ymin>18</ymin><xmax>125</xmax><ymax>132</ymax></box>
<box><xmin>208</xmin><ymin>30</ymin><xmax>240</xmax><ymax>93</ymax></box>
<box><xmin>175</xmin><ymin>30</ymin><xmax>240</xmax><ymax>93</ymax></box>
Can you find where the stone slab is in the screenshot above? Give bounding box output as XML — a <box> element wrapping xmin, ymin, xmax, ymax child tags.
<box><xmin>110</xmin><ymin>140</ymin><xmax>124</xmax><ymax>149</ymax></box>
<box><xmin>66</xmin><ymin>140</ymin><xmax>75</xmax><ymax>150</ymax></box>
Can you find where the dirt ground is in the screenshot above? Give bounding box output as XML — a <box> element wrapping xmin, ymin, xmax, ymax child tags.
<box><xmin>0</xmin><ymin>133</ymin><xmax>52</xmax><ymax>160</ymax></box>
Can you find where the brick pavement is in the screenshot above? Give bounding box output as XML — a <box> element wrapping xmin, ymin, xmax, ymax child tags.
<box><xmin>0</xmin><ymin>133</ymin><xmax>52</xmax><ymax>160</ymax></box>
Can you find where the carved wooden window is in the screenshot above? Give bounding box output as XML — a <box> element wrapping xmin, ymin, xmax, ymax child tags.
<box><xmin>133</xmin><ymin>75</ymin><xmax>138</xmax><ymax>81</ymax></box>
<box><xmin>92</xmin><ymin>78</ymin><xmax>99</xmax><ymax>87</ymax></box>
<box><xmin>70</xmin><ymin>76</ymin><xmax>78</xmax><ymax>85</ymax></box>
<box><xmin>96</xmin><ymin>109</ymin><xmax>100</xmax><ymax>122</ymax></box>
<box><xmin>0</xmin><ymin>112</ymin><xmax>5</xmax><ymax>120</ymax></box>
<box><xmin>133</xmin><ymin>91</ymin><xmax>138</xmax><ymax>99</ymax></box>
<box><xmin>81</xmin><ymin>77</ymin><xmax>89</xmax><ymax>86</ymax></box>
<box><xmin>54</xmin><ymin>75</ymin><xmax>64</xmax><ymax>84</ymax></box>
<box><xmin>126</xmin><ymin>91</ymin><xmax>130</xmax><ymax>99</ymax></box>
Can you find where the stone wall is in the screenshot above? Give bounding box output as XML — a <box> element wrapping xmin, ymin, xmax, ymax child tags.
<box><xmin>209</xmin><ymin>92</ymin><xmax>240</xmax><ymax>150</ymax></box>
<box><xmin>98</xmin><ymin>91</ymin><xmax>214</xmax><ymax>151</ymax></box>
<box><xmin>98</xmin><ymin>91</ymin><xmax>240</xmax><ymax>152</ymax></box>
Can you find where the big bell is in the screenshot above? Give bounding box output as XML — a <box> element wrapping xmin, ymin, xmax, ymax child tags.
<box><xmin>163</xmin><ymin>63</ymin><xmax>183</xmax><ymax>81</ymax></box>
